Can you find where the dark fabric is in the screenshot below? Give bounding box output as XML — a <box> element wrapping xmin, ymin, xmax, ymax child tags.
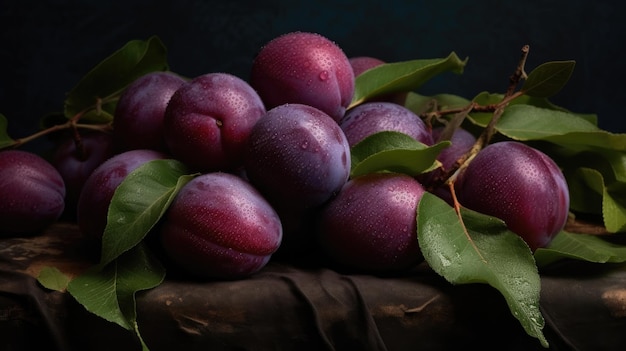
<box><xmin>1</xmin><ymin>223</ymin><xmax>626</xmax><ymax>350</ymax></box>
<box><xmin>540</xmin><ymin>261</ymin><xmax>626</xmax><ymax>351</ymax></box>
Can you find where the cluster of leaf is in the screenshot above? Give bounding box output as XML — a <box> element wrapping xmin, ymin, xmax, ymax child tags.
<box><xmin>25</xmin><ymin>36</ymin><xmax>626</xmax><ymax>350</ymax></box>
<box><xmin>354</xmin><ymin>49</ymin><xmax>626</xmax><ymax>347</ymax></box>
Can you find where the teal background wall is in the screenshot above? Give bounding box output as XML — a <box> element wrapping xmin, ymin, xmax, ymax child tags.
<box><xmin>2</xmin><ymin>0</ymin><xmax>624</xmax><ymax>153</ymax></box>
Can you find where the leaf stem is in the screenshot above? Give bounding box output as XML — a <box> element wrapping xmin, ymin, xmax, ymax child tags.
<box><xmin>1</xmin><ymin>99</ymin><xmax>113</xmax><ymax>151</ymax></box>
<box><xmin>5</xmin><ymin>120</ymin><xmax>112</xmax><ymax>150</ymax></box>
<box><xmin>466</xmin><ymin>45</ymin><xmax>531</xmax><ymax>153</ymax></box>
<box><xmin>447</xmin><ymin>181</ymin><xmax>486</xmax><ymax>263</ymax></box>
<box><xmin>507</xmin><ymin>45</ymin><xmax>530</xmax><ymax>97</ymax></box>
<box><xmin>428</xmin><ymin>45</ymin><xmax>531</xmax><ymax>189</ymax></box>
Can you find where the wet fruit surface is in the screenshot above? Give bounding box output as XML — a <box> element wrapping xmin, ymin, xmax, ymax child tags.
<box><xmin>244</xmin><ymin>103</ymin><xmax>351</xmax><ymax>211</ymax></box>
<box><xmin>160</xmin><ymin>172</ymin><xmax>282</xmax><ymax>279</ymax></box>
<box><xmin>164</xmin><ymin>72</ymin><xmax>266</xmax><ymax>172</ymax></box>
<box><xmin>318</xmin><ymin>172</ymin><xmax>426</xmax><ymax>272</ymax></box>
<box><xmin>77</xmin><ymin>149</ymin><xmax>168</xmax><ymax>241</ymax></box>
<box><xmin>51</xmin><ymin>131</ymin><xmax>116</xmax><ymax>218</ymax></box>
<box><xmin>455</xmin><ymin>141</ymin><xmax>570</xmax><ymax>251</ymax></box>
<box><xmin>250</xmin><ymin>31</ymin><xmax>355</xmax><ymax>121</ymax></box>
<box><xmin>114</xmin><ymin>71</ymin><xmax>186</xmax><ymax>152</ymax></box>
<box><xmin>339</xmin><ymin>101</ymin><xmax>433</xmax><ymax>147</ymax></box>
<box><xmin>0</xmin><ymin>150</ymin><xmax>66</xmax><ymax>235</ymax></box>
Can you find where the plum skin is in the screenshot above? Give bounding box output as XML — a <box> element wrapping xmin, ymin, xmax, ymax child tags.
<box><xmin>349</xmin><ymin>56</ymin><xmax>386</xmax><ymax>77</ymax></box>
<box><xmin>339</xmin><ymin>101</ymin><xmax>434</xmax><ymax>147</ymax></box>
<box><xmin>164</xmin><ymin>72</ymin><xmax>266</xmax><ymax>172</ymax></box>
<box><xmin>0</xmin><ymin>150</ymin><xmax>66</xmax><ymax>236</ymax></box>
<box><xmin>421</xmin><ymin>126</ymin><xmax>477</xmax><ymax>200</ymax></box>
<box><xmin>244</xmin><ymin>103</ymin><xmax>351</xmax><ymax>211</ymax></box>
<box><xmin>77</xmin><ymin>149</ymin><xmax>168</xmax><ymax>241</ymax></box>
<box><xmin>250</xmin><ymin>31</ymin><xmax>355</xmax><ymax>122</ymax></box>
<box><xmin>455</xmin><ymin>141</ymin><xmax>570</xmax><ymax>251</ymax></box>
<box><xmin>159</xmin><ymin>172</ymin><xmax>282</xmax><ymax>279</ymax></box>
<box><xmin>51</xmin><ymin>131</ymin><xmax>116</xmax><ymax>218</ymax></box>
<box><xmin>348</xmin><ymin>57</ymin><xmax>406</xmax><ymax>104</ymax></box>
<box><xmin>431</xmin><ymin>126</ymin><xmax>476</xmax><ymax>172</ymax></box>
<box><xmin>113</xmin><ymin>71</ymin><xmax>186</xmax><ymax>152</ymax></box>
<box><xmin>318</xmin><ymin>172</ymin><xmax>426</xmax><ymax>272</ymax></box>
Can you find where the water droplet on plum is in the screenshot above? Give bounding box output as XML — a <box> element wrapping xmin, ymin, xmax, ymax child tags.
<box><xmin>318</xmin><ymin>70</ymin><xmax>329</xmax><ymax>81</ymax></box>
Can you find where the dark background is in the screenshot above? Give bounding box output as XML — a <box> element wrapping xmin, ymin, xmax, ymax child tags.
<box><xmin>2</xmin><ymin>0</ymin><xmax>624</xmax><ymax>154</ymax></box>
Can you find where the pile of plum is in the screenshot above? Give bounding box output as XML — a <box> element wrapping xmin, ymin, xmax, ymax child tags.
<box><xmin>0</xmin><ymin>32</ymin><xmax>569</xmax><ymax>279</ymax></box>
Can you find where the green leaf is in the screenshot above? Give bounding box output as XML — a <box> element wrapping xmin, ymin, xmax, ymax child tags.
<box><xmin>350</xmin><ymin>52</ymin><xmax>468</xmax><ymax>108</ymax></box>
<box><xmin>37</xmin><ymin>266</ymin><xmax>71</xmax><ymax>292</ymax></box>
<box><xmin>417</xmin><ymin>193</ymin><xmax>547</xmax><ymax>347</ymax></box>
<box><xmin>577</xmin><ymin>168</ymin><xmax>626</xmax><ymax>233</ymax></box>
<box><xmin>602</xmin><ymin>150</ymin><xmax>626</xmax><ymax>183</ymax></box>
<box><xmin>472</xmin><ymin>103</ymin><xmax>626</xmax><ymax>232</ymax></box>
<box><xmin>67</xmin><ymin>243</ymin><xmax>165</xmax><ymax>349</ymax></box>
<box><xmin>494</xmin><ymin>105</ymin><xmax>626</xmax><ymax>151</ymax></box>
<box><xmin>554</xmin><ymin>148</ymin><xmax>626</xmax><ymax>188</ymax></box>
<box><xmin>521</xmin><ymin>61</ymin><xmax>576</xmax><ymax>98</ymax></box>
<box><xmin>469</xmin><ymin>99</ymin><xmax>598</xmax><ymax>138</ymax></box>
<box><xmin>403</xmin><ymin>92</ymin><xmax>471</xmax><ymax>115</ymax></box>
<box><xmin>99</xmin><ymin>159</ymin><xmax>196</xmax><ymax>268</ymax></box>
<box><xmin>468</xmin><ymin>92</ymin><xmax>596</xmax><ymax>127</ymax></box>
<box><xmin>533</xmin><ymin>138</ymin><xmax>626</xmax><ymax>230</ymax></box>
<box><xmin>350</xmin><ymin>131</ymin><xmax>450</xmax><ymax>178</ymax></box>
<box><xmin>66</xmin><ymin>158</ymin><xmax>192</xmax><ymax>350</ymax></box>
<box><xmin>509</xmin><ymin>94</ymin><xmax>598</xmax><ymax>125</ymax></box>
<box><xmin>0</xmin><ymin>114</ymin><xmax>15</xmax><ymax>149</ymax></box>
<box><xmin>563</xmin><ymin>166</ymin><xmax>603</xmax><ymax>215</ymax></box>
<box><xmin>535</xmin><ymin>231</ymin><xmax>626</xmax><ymax>267</ymax></box>
<box><xmin>64</xmin><ymin>36</ymin><xmax>169</xmax><ymax>123</ymax></box>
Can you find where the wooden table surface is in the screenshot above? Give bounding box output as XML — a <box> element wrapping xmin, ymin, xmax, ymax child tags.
<box><xmin>1</xmin><ymin>222</ymin><xmax>625</xmax><ymax>351</ymax></box>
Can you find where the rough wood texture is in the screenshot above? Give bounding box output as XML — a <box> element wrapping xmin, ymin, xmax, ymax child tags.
<box><xmin>1</xmin><ymin>222</ymin><xmax>625</xmax><ymax>350</ymax></box>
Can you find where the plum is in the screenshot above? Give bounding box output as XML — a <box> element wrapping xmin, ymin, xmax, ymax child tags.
<box><xmin>339</xmin><ymin>102</ymin><xmax>433</xmax><ymax>147</ymax></box>
<box><xmin>113</xmin><ymin>71</ymin><xmax>186</xmax><ymax>152</ymax></box>
<box><xmin>250</xmin><ymin>31</ymin><xmax>355</xmax><ymax>122</ymax></box>
<box><xmin>431</xmin><ymin>126</ymin><xmax>477</xmax><ymax>172</ymax></box>
<box><xmin>0</xmin><ymin>150</ymin><xmax>65</xmax><ymax>236</ymax></box>
<box><xmin>244</xmin><ymin>103</ymin><xmax>351</xmax><ymax>211</ymax></box>
<box><xmin>454</xmin><ymin>141</ymin><xmax>570</xmax><ymax>251</ymax></box>
<box><xmin>51</xmin><ymin>131</ymin><xmax>116</xmax><ymax>219</ymax></box>
<box><xmin>317</xmin><ymin>172</ymin><xmax>426</xmax><ymax>272</ymax></box>
<box><xmin>77</xmin><ymin>149</ymin><xmax>168</xmax><ymax>241</ymax></box>
<box><xmin>164</xmin><ymin>72</ymin><xmax>266</xmax><ymax>172</ymax></box>
<box><xmin>420</xmin><ymin>126</ymin><xmax>477</xmax><ymax>198</ymax></box>
<box><xmin>349</xmin><ymin>56</ymin><xmax>386</xmax><ymax>77</ymax></box>
<box><xmin>159</xmin><ymin>172</ymin><xmax>282</xmax><ymax>279</ymax></box>
<box><xmin>348</xmin><ymin>56</ymin><xmax>407</xmax><ymax>104</ymax></box>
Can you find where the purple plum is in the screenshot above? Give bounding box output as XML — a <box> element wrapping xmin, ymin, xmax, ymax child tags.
<box><xmin>250</xmin><ymin>31</ymin><xmax>355</xmax><ymax>122</ymax></box>
<box><xmin>164</xmin><ymin>72</ymin><xmax>266</xmax><ymax>172</ymax></box>
<box><xmin>420</xmin><ymin>126</ymin><xmax>477</xmax><ymax>200</ymax></box>
<box><xmin>244</xmin><ymin>103</ymin><xmax>351</xmax><ymax>212</ymax></box>
<box><xmin>339</xmin><ymin>102</ymin><xmax>433</xmax><ymax>147</ymax></box>
<box><xmin>50</xmin><ymin>131</ymin><xmax>116</xmax><ymax>219</ymax></box>
<box><xmin>113</xmin><ymin>71</ymin><xmax>186</xmax><ymax>152</ymax></box>
<box><xmin>349</xmin><ymin>56</ymin><xmax>386</xmax><ymax>77</ymax></box>
<box><xmin>77</xmin><ymin>149</ymin><xmax>168</xmax><ymax>241</ymax></box>
<box><xmin>348</xmin><ymin>56</ymin><xmax>407</xmax><ymax>104</ymax></box>
<box><xmin>159</xmin><ymin>172</ymin><xmax>282</xmax><ymax>279</ymax></box>
<box><xmin>454</xmin><ymin>141</ymin><xmax>570</xmax><ymax>251</ymax></box>
<box><xmin>318</xmin><ymin>172</ymin><xmax>426</xmax><ymax>272</ymax></box>
<box><xmin>0</xmin><ymin>150</ymin><xmax>65</xmax><ymax>236</ymax></box>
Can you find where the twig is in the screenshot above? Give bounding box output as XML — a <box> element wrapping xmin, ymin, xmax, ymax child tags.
<box><xmin>428</xmin><ymin>45</ymin><xmax>531</xmax><ymax>190</ymax></box>
<box><xmin>506</xmin><ymin>45</ymin><xmax>530</xmax><ymax>97</ymax></box>
<box><xmin>2</xmin><ymin>97</ymin><xmax>113</xmax><ymax>151</ymax></box>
